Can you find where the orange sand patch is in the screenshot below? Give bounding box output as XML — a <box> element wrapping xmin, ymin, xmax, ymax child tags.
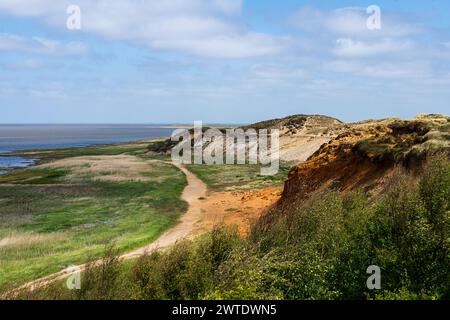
<box><xmin>195</xmin><ymin>186</ymin><xmax>282</xmax><ymax>235</ymax></box>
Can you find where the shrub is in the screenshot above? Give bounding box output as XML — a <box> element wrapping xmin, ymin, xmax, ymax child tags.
<box><xmin>76</xmin><ymin>244</ymin><xmax>122</xmax><ymax>300</ymax></box>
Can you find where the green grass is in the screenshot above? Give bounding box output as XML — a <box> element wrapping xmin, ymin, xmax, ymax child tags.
<box><xmin>0</xmin><ymin>169</ymin><xmax>70</xmax><ymax>185</ymax></box>
<box><xmin>0</xmin><ymin>148</ymin><xmax>187</xmax><ymax>292</ymax></box>
<box><xmin>187</xmin><ymin>164</ymin><xmax>290</xmax><ymax>192</ymax></box>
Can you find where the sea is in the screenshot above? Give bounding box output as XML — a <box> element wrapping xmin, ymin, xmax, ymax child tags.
<box><xmin>0</xmin><ymin>124</ymin><xmax>176</xmax><ymax>173</ymax></box>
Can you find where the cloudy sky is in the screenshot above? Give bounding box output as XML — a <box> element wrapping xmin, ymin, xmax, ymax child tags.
<box><xmin>0</xmin><ymin>0</ymin><xmax>449</xmax><ymax>124</ymax></box>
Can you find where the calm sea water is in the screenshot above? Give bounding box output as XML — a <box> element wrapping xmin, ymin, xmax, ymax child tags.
<box><xmin>0</xmin><ymin>124</ymin><xmax>175</xmax><ymax>171</ymax></box>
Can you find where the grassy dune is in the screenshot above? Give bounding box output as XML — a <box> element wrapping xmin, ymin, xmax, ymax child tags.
<box><xmin>0</xmin><ymin>144</ymin><xmax>187</xmax><ymax>291</ymax></box>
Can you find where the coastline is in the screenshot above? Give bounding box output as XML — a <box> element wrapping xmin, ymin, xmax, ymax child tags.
<box><xmin>0</xmin><ymin>123</ymin><xmax>243</xmax><ymax>174</ymax></box>
<box><xmin>0</xmin><ymin>135</ymin><xmax>170</xmax><ymax>174</ymax></box>
<box><xmin>0</xmin><ymin>124</ymin><xmax>182</xmax><ymax>174</ymax></box>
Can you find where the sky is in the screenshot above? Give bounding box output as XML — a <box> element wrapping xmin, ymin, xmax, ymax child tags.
<box><xmin>0</xmin><ymin>0</ymin><xmax>449</xmax><ymax>124</ymax></box>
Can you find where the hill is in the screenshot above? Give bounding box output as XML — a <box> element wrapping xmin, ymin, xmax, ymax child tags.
<box><xmin>148</xmin><ymin>114</ymin><xmax>347</xmax><ymax>164</ymax></box>
<box><xmin>281</xmin><ymin>114</ymin><xmax>450</xmax><ymax>208</ymax></box>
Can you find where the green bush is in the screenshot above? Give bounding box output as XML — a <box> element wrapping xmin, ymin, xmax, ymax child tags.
<box><xmin>368</xmin><ymin>156</ymin><xmax>450</xmax><ymax>297</ymax></box>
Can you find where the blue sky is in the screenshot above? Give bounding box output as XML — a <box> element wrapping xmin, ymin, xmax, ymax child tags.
<box><xmin>0</xmin><ymin>0</ymin><xmax>449</xmax><ymax>124</ymax></box>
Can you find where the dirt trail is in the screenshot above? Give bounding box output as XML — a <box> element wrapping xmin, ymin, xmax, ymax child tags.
<box><xmin>123</xmin><ymin>162</ymin><xmax>207</xmax><ymax>258</ymax></box>
<box><xmin>6</xmin><ymin>161</ymin><xmax>207</xmax><ymax>295</ymax></box>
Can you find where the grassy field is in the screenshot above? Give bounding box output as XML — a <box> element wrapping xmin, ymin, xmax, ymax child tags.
<box><xmin>0</xmin><ymin>140</ymin><xmax>289</xmax><ymax>292</ymax></box>
<box><xmin>0</xmin><ymin>143</ymin><xmax>186</xmax><ymax>292</ymax></box>
<box><xmin>187</xmin><ymin>164</ymin><xmax>290</xmax><ymax>192</ymax></box>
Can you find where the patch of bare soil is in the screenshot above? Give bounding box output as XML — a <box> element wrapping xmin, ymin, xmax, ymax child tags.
<box><xmin>195</xmin><ymin>186</ymin><xmax>283</xmax><ymax>235</ymax></box>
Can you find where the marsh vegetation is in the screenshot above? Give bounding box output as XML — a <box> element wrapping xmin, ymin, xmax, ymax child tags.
<box><xmin>0</xmin><ymin>143</ymin><xmax>187</xmax><ymax>291</ymax></box>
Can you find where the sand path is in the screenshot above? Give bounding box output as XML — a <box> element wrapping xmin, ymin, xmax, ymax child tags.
<box><xmin>122</xmin><ymin>162</ymin><xmax>207</xmax><ymax>258</ymax></box>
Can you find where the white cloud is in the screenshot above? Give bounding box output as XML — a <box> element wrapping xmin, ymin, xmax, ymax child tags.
<box><xmin>0</xmin><ymin>33</ymin><xmax>88</xmax><ymax>55</ymax></box>
<box><xmin>152</xmin><ymin>33</ymin><xmax>290</xmax><ymax>59</ymax></box>
<box><xmin>5</xmin><ymin>58</ymin><xmax>44</xmax><ymax>69</ymax></box>
<box><xmin>249</xmin><ymin>65</ymin><xmax>306</xmax><ymax>83</ymax></box>
<box><xmin>334</xmin><ymin>38</ymin><xmax>413</xmax><ymax>57</ymax></box>
<box><xmin>361</xmin><ymin>62</ymin><xmax>429</xmax><ymax>78</ymax></box>
<box><xmin>326</xmin><ymin>60</ymin><xmax>431</xmax><ymax>79</ymax></box>
<box><xmin>0</xmin><ymin>0</ymin><xmax>286</xmax><ymax>59</ymax></box>
<box><xmin>290</xmin><ymin>6</ymin><xmax>423</xmax><ymax>38</ymax></box>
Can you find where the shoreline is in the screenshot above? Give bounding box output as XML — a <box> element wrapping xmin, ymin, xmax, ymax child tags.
<box><xmin>0</xmin><ymin>123</ymin><xmax>242</xmax><ymax>174</ymax></box>
<box><xmin>0</xmin><ymin>135</ymin><xmax>170</xmax><ymax>174</ymax></box>
<box><xmin>0</xmin><ymin>156</ymin><xmax>39</xmax><ymax>174</ymax></box>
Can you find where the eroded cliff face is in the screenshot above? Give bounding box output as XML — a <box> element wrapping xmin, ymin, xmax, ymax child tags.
<box><xmin>269</xmin><ymin>115</ymin><xmax>347</xmax><ymax>164</ymax></box>
<box><xmin>148</xmin><ymin>114</ymin><xmax>348</xmax><ymax>164</ymax></box>
<box><xmin>280</xmin><ymin>114</ymin><xmax>450</xmax><ymax>207</ymax></box>
<box><xmin>238</xmin><ymin>114</ymin><xmax>348</xmax><ymax>164</ymax></box>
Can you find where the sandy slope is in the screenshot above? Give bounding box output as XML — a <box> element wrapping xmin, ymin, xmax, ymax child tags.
<box><xmin>193</xmin><ymin>187</ymin><xmax>282</xmax><ymax>235</ymax></box>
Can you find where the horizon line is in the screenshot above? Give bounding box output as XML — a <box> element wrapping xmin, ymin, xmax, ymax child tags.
<box><xmin>0</xmin><ymin>113</ymin><xmax>447</xmax><ymax>127</ymax></box>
